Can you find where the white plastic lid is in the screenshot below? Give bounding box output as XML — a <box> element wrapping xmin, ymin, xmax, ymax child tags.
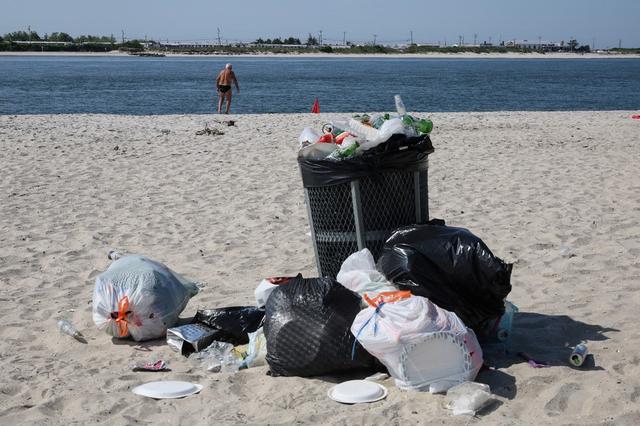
<box><xmin>132</xmin><ymin>381</ymin><xmax>203</xmax><ymax>399</ymax></box>
<box><xmin>328</xmin><ymin>380</ymin><xmax>388</xmax><ymax>404</ymax></box>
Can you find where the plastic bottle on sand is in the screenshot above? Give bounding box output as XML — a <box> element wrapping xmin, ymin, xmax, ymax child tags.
<box><xmin>58</xmin><ymin>319</ymin><xmax>85</xmax><ymax>342</ymax></box>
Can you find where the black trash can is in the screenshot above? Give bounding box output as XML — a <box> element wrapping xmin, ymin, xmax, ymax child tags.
<box><xmin>298</xmin><ymin>134</ymin><xmax>434</xmax><ymax>278</ymax></box>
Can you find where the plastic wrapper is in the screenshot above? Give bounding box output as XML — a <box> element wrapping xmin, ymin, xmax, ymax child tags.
<box><xmin>445</xmin><ymin>382</ymin><xmax>493</xmax><ymax>416</ymax></box>
<box><xmin>298</xmin><ymin>133</ymin><xmax>433</xmax><ymax>187</ymax></box>
<box><xmin>263</xmin><ymin>276</ymin><xmax>376</xmax><ymax>377</ymax></box>
<box><xmin>194</xmin><ymin>306</ymin><xmax>265</xmax><ymax>346</ymax></box>
<box><xmin>351</xmin><ymin>292</ymin><xmax>483</xmax><ymax>392</ymax></box>
<box><xmin>188</xmin><ymin>341</ymin><xmax>240</xmax><ymax>373</ymax></box>
<box><xmin>336</xmin><ymin>249</ymin><xmax>397</xmax><ymax>303</ymax></box>
<box><xmin>377</xmin><ymin>221</ymin><xmax>512</xmax><ymax>331</ymax></box>
<box><xmin>299</xmin><ymin>127</ymin><xmax>320</xmax><ymax>148</ymax></box>
<box><xmin>167</xmin><ymin>323</ymin><xmax>219</xmax><ymax>355</ymax></box>
<box><xmin>92</xmin><ymin>255</ymin><xmax>199</xmax><ymax>341</ymax></box>
<box><xmin>239</xmin><ymin>327</ymin><xmax>267</xmax><ymax>369</ymax></box>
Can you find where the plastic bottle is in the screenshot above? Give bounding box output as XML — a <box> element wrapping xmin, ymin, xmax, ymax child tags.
<box><xmin>108</xmin><ymin>250</ymin><xmax>122</xmax><ymax>261</ymax></box>
<box><xmin>394</xmin><ymin>95</ymin><xmax>407</xmax><ymax>115</ymax></box>
<box><xmin>58</xmin><ymin>319</ymin><xmax>86</xmax><ymax>342</ymax></box>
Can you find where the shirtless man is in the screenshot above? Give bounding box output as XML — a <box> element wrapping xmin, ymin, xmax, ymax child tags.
<box><xmin>216</xmin><ymin>63</ymin><xmax>240</xmax><ymax>114</ymax></box>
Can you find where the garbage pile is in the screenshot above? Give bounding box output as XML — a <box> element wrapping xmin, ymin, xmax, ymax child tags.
<box><xmin>75</xmin><ymin>97</ymin><xmax>519</xmax><ymax>415</ymax></box>
<box><xmin>298</xmin><ymin>95</ymin><xmax>433</xmax><ymax>161</ymax></box>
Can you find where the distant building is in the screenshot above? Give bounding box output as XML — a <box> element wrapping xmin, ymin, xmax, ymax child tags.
<box><xmin>504</xmin><ymin>40</ymin><xmax>562</xmax><ymax>50</ymax></box>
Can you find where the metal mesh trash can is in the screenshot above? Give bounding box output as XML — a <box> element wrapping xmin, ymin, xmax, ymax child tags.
<box><xmin>298</xmin><ymin>134</ymin><xmax>434</xmax><ymax>278</ymax></box>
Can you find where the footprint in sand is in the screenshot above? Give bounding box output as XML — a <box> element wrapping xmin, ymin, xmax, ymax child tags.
<box><xmin>544</xmin><ymin>382</ymin><xmax>581</xmax><ymax>416</ymax></box>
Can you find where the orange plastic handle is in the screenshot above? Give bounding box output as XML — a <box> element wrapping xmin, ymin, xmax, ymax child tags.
<box><xmin>114</xmin><ymin>296</ymin><xmax>130</xmax><ymax>337</ymax></box>
<box><xmin>363</xmin><ymin>290</ymin><xmax>412</xmax><ymax>308</ymax></box>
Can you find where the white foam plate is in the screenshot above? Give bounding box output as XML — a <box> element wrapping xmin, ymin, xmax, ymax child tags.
<box><xmin>328</xmin><ymin>380</ymin><xmax>388</xmax><ymax>404</ymax></box>
<box><xmin>132</xmin><ymin>381</ymin><xmax>203</xmax><ymax>399</ymax></box>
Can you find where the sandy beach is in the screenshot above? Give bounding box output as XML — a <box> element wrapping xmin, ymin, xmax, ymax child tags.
<box><xmin>1</xmin><ymin>111</ymin><xmax>639</xmax><ymax>424</ymax></box>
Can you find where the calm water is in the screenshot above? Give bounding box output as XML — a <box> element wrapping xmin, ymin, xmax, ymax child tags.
<box><xmin>1</xmin><ymin>56</ymin><xmax>639</xmax><ymax>114</ymax></box>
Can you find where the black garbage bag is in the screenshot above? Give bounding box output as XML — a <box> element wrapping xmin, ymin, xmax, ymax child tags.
<box><xmin>194</xmin><ymin>306</ymin><xmax>265</xmax><ymax>346</ymax></box>
<box><xmin>264</xmin><ymin>276</ymin><xmax>376</xmax><ymax>377</ymax></box>
<box><xmin>377</xmin><ymin>221</ymin><xmax>513</xmax><ymax>331</ymax></box>
<box><xmin>298</xmin><ymin>133</ymin><xmax>434</xmax><ymax>187</ymax></box>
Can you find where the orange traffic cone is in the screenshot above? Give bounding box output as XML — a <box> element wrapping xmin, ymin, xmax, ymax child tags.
<box><xmin>311</xmin><ymin>98</ymin><xmax>320</xmax><ymax>114</ymax></box>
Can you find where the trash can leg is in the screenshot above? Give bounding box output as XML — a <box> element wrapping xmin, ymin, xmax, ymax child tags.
<box><xmin>414</xmin><ymin>169</ymin><xmax>429</xmax><ymax>223</ymax></box>
<box><xmin>350</xmin><ymin>180</ymin><xmax>365</xmax><ymax>251</ymax></box>
<box><xmin>304</xmin><ymin>188</ymin><xmax>323</xmax><ymax>276</ymax></box>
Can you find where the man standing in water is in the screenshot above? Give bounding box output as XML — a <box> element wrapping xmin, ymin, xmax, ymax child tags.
<box><xmin>216</xmin><ymin>63</ymin><xmax>240</xmax><ymax>114</ymax></box>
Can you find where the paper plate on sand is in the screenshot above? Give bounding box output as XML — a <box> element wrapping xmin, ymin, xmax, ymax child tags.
<box><xmin>132</xmin><ymin>381</ymin><xmax>203</xmax><ymax>399</ymax></box>
<box><xmin>328</xmin><ymin>380</ymin><xmax>388</xmax><ymax>404</ymax></box>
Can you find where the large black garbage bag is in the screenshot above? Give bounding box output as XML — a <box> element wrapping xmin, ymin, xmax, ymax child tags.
<box><xmin>194</xmin><ymin>306</ymin><xmax>265</xmax><ymax>346</ymax></box>
<box><xmin>264</xmin><ymin>276</ymin><xmax>376</xmax><ymax>377</ymax></box>
<box><xmin>377</xmin><ymin>221</ymin><xmax>513</xmax><ymax>331</ymax></box>
<box><xmin>298</xmin><ymin>133</ymin><xmax>434</xmax><ymax>187</ymax></box>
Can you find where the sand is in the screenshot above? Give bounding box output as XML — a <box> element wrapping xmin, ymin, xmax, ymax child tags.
<box><xmin>0</xmin><ymin>111</ymin><xmax>639</xmax><ymax>425</ymax></box>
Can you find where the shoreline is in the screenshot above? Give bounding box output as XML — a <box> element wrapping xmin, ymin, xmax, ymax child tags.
<box><xmin>1</xmin><ymin>50</ymin><xmax>639</xmax><ymax>59</ymax></box>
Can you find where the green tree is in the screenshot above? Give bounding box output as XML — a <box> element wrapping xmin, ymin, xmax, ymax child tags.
<box><xmin>5</xmin><ymin>30</ymin><xmax>41</xmax><ymax>41</ymax></box>
<box><xmin>568</xmin><ymin>38</ymin><xmax>578</xmax><ymax>51</ymax></box>
<box><xmin>254</xmin><ymin>37</ymin><xmax>265</xmax><ymax>44</ymax></box>
<box><xmin>306</xmin><ymin>33</ymin><xmax>318</xmax><ymax>45</ymax></box>
<box><xmin>49</xmin><ymin>32</ymin><xmax>74</xmax><ymax>42</ymax></box>
<box><xmin>284</xmin><ymin>37</ymin><xmax>301</xmax><ymax>45</ymax></box>
<box><xmin>272</xmin><ymin>37</ymin><xmax>282</xmax><ymax>44</ymax></box>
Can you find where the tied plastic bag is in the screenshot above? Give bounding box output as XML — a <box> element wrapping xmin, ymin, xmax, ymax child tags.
<box><xmin>377</xmin><ymin>221</ymin><xmax>513</xmax><ymax>331</ymax></box>
<box><xmin>337</xmin><ymin>249</ymin><xmax>397</xmax><ymax>303</ymax></box>
<box><xmin>351</xmin><ymin>291</ymin><xmax>483</xmax><ymax>392</ymax></box>
<box><xmin>264</xmin><ymin>276</ymin><xmax>376</xmax><ymax>377</ymax></box>
<box><xmin>93</xmin><ymin>255</ymin><xmax>199</xmax><ymax>341</ymax></box>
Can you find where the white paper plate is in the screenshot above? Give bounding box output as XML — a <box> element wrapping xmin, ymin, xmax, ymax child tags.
<box><xmin>328</xmin><ymin>380</ymin><xmax>388</xmax><ymax>404</ymax></box>
<box><xmin>132</xmin><ymin>381</ymin><xmax>203</xmax><ymax>399</ymax></box>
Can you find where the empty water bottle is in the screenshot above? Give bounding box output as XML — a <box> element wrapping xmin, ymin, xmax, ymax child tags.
<box><xmin>58</xmin><ymin>319</ymin><xmax>86</xmax><ymax>342</ymax></box>
<box><xmin>394</xmin><ymin>94</ymin><xmax>407</xmax><ymax>115</ymax></box>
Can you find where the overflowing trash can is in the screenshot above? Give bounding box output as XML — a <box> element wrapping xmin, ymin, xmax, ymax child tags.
<box><xmin>299</xmin><ymin>133</ymin><xmax>434</xmax><ymax>278</ymax></box>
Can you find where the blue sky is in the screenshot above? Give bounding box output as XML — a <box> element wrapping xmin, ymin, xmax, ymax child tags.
<box><xmin>2</xmin><ymin>0</ymin><xmax>639</xmax><ymax>48</ymax></box>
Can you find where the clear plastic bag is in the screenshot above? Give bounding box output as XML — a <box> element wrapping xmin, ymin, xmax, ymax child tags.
<box><xmin>298</xmin><ymin>127</ymin><xmax>320</xmax><ymax>148</ymax></box>
<box><xmin>92</xmin><ymin>255</ymin><xmax>199</xmax><ymax>341</ymax></box>
<box><xmin>445</xmin><ymin>382</ymin><xmax>493</xmax><ymax>416</ymax></box>
<box><xmin>189</xmin><ymin>341</ymin><xmax>238</xmax><ymax>372</ymax></box>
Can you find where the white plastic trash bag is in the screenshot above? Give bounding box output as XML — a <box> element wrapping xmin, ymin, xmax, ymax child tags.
<box><xmin>93</xmin><ymin>255</ymin><xmax>199</xmax><ymax>341</ymax></box>
<box><xmin>351</xmin><ymin>291</ymin><xmax>483</xmax><ymax>392</ymax></box>
<box><xmin>337</xmin><ymin>249</ymin><xmax>397</xmax><ymax>303</ymax></box>
<box><xmin>255</xmin><ymin>279</ymin><xmax>278</xmax><ymax>309</ymax></box>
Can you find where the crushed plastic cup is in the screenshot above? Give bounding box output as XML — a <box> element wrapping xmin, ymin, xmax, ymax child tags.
<box><xmin>444</xmin><ymin>382</ymin><xmax>493</xmax><ymax>416</ymax></box>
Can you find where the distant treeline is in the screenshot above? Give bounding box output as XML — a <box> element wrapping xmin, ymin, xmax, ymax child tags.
<box><xmin>0</xmin><ymin>30</ymin><xmax>143</xmax><ymax>52</ymax></box>
<box><xmin>2</xmin><ymin>29</ymin><xmax>636</xmax><ymax>55</ymax></box>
